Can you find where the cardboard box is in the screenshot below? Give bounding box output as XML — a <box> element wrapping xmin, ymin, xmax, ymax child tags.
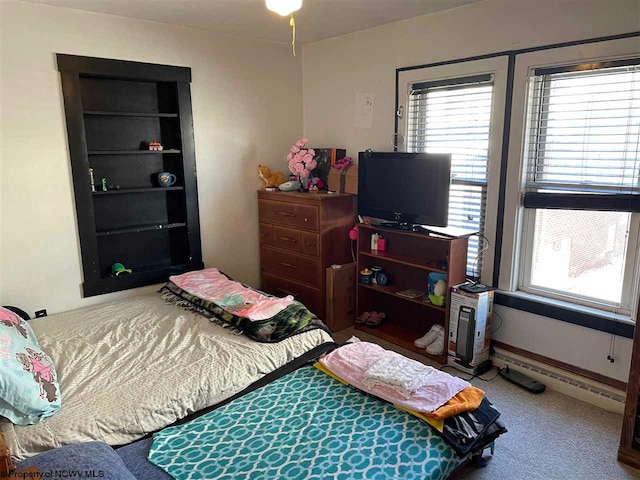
<box><xmin>447</xmin><ymin>284</ymin><xmax>495</xmax><ymax>374</ymax></box>
<box><xmin>325</xmin><ymin>263</ymin><xmax>356</xmax><ymax>332</ymax></box>
<box><xmin>328</xmin><ymin>164</ymin><xmax>358</xmax><ymax>194</ymax></box>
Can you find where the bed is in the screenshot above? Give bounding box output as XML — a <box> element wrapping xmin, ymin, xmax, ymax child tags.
<box><xmin>114</xmin><ymin>359</ymin><xmax>503</xmax><ymax>480</ymax></box>
<box><xmin>1</xmin><ymin>292</ymin><xmax>333</xmax><ymax>460</ymax></box>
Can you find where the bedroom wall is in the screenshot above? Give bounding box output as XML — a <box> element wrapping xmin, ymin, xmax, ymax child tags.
<box><xmin>0</xmin><ymin>1</ymin><xmax>302</xmax><ymax>313</ymax></box>
<box><xmin>301</xmin><ymin>0</ymin><xmax>640</xmax><ymax>382</ymax></box>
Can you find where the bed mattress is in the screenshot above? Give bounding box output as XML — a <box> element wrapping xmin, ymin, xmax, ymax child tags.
<box><xmin>1</xmin><ymin>294</ymin><xmax>332</xmax><ymax>460</ymax></box>
<box><xmin>146</xmin><ymin>366</ymin><xmax>464</xmax><ymax>480</ymax></box>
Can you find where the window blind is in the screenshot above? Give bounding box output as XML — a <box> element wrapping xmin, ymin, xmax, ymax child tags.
<box><xmin>407</xmin><ymin>74</ymin><xmax>494</xmax><ymax>277</ymax></box>
<box><xmin>524</xmin><ymin>60</ymin><xmax>640</xmax><ymax>202</ymax></box>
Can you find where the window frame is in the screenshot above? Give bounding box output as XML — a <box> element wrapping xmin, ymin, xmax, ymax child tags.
<box><xmin>499</xmin><ymin>36</ymin><xmax>640</xmax><ymax>319</ymax></box>
<box><xmin>518</xmin><ymin>208</ymin><xmax>640</xmax><ymax>315</ymax></box>
<box><xmin>397</xmin><ymin>56</ymin><xmax>509</xmax><ymax>285</ymax></box>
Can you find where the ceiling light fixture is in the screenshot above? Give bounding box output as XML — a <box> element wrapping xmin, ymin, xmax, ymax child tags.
<box><xmin>265</xmin><ymin>0</ymin><xmax>302</xmax><ymax>56</ymax></box>
<box><xmin>265</xmin><ymin>0</ymin><xmax>302</xmax><ymax>16</ymax></box>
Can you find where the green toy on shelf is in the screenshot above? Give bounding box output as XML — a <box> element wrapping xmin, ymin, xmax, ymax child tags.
<box><xmin>111</xmin><ymin>263</ymin><xmax>132</xmax><ymax>276</ymax></box>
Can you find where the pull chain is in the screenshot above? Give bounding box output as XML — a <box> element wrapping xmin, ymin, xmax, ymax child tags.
<box><xmin>290</xmin><ymin>14</ymin><xmax>296</xmax><ymax>56</ymax></box>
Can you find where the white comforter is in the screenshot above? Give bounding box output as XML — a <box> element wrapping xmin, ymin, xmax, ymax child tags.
<box><xmin>1</xmin><ymin>294</ymin><xmax>332</xmax><ymax>460</ymax></box>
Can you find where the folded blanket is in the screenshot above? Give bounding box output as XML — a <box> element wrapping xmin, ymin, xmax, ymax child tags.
<box><xmin>427</xmin><ymin>386</ymin><xmax>485</xmax><ymax>420</ymax></box>
<box><xmin>320</xmin><ymin>342</ymin><xmax>470</xmax><ymax>413</ymax></box>
<box><xmin>161</xmin><ymin>272</ymin><xmax>328</xmax><ymax>343</ymax></box>
<box><xmin>362</xmin><ymin>352</ymin><xmax>435</xmax><ymax>399</ymax></box>
<box><xmin>170</xmin><ymin>268</ymin><xmax>293</xmax><ymax>321</ymax></box>
<box><xmin>314</xmin><ymin>360</ymin><xmax>505</xmax><ymax>456</ymax></box>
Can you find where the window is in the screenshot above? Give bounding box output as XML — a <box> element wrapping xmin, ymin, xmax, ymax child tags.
<box><xmin>405</xmin><ymin>75</ymin><xmax>494</xmax><ymax>277</ymax></box>
<box><xmin>519</xmin><ymin>59</ymin><xmax>640</xmax><ymax>313</ymax></box>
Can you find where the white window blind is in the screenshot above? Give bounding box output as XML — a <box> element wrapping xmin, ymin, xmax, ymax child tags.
<box><xmin>406</xmin><ymin>74</ymin><xmax>494</xmax><ymax>277</ymax></box>
<box><xmin>518</xmin><ymin>58</ymin><xmax>640</xmax><ymax>313</ymax></box>
<box><xmin>525</xmin><ymin>60</ymin><xmax>640</xmax><ymax>195</ymax></box>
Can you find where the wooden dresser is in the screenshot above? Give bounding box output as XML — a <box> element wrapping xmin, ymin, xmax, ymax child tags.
<box><xmin>258</xmin><ymin>190</ymin><xmax>356</xmax><ymax>329</ymax></box>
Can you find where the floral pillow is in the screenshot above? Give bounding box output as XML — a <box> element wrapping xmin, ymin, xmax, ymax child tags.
<box><xmin>0</xmin><ymin>307</ymin><xmax>61</xmax><ymax>425</ymax></box>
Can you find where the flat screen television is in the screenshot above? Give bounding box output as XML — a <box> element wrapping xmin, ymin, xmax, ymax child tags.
<box><xmin>357</xmin><ymin>151</ymin><xmax>451</xmax><ymax>227</ymax></box>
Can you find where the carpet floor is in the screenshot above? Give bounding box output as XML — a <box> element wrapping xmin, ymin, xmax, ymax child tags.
<box><xmin>332</xmin><ymin>327</ymin><xmax>640</xmax><ymax>480</ymax></box>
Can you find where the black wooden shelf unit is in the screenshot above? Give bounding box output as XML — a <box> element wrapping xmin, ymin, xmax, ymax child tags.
<box><xmin>58</xmin><ymin>54</ymin><xmax>203</xmax><ymax>297</ymax></box>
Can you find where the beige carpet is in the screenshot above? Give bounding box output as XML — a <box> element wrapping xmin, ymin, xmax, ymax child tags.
<box><xmin>332</xmin><ymin>327</ymin><xmax>640</xmax><ymax>480</ymax></box>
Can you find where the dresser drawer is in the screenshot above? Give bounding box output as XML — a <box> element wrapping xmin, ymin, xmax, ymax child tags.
<box><xmin>301</xmin><ymin>231</ymin><xmax>320</xmax><ymax>257</ymax></box>
<box><xmin>273</xmin><ymin>226</ymin><xmax>301</xmax><ymax>253</ymax></box>
<box><xmin>261</xmin><ymin>272</ymin><xmax>323</xmax><ymax>317</ymax></box>
<box><xmin>259</xmin><ymin>223</ymin><xmax>274</xmax><ymax>246</ymax></box>
<box><xmin>260</xmin><ymin>246</ymin><xmax>321</xmax><ymax>287</ymax></box>
<box><xmin>259</xmin><ymin>200</ymin><xmax>319</xmax><ymax>231</ymax></box>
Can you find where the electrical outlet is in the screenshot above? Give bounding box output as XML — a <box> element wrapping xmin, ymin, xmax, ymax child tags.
<box><xmin>35</xmin><ymin>309</ymin><xmax>47</xmax><ymax>318</ymax></box>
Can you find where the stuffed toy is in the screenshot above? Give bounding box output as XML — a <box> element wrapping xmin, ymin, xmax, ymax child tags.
<box><xmin>427</xmin><ymin>273</ymin><xmax>448</xmax><ymax>307</ymax></box>
<box><xmin>356</xmin><ymin>311</ymin><xmax>386</xmax><ymax>327</ymax></box>
<box><xmin>258</xmin><ymin>165</ymin><xmax>285</xmax><ymax>189</ymax></box>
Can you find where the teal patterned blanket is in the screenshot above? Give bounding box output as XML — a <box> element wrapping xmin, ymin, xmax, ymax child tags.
<box><xmin>148</xmin><ymin>366</ymin><xmax>464</xmax><ymax>480</ymax></box>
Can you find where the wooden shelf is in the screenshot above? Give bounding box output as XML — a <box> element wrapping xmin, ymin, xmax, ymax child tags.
<box><xmin>96</xmin><ymin>222</ymin><xmax>187</xmax><ymax>237</ymax></box>
<box><xmin>59</xmin><ymin>55</ymin><xmax>202</xmax><ymax>298</ymax></box>
<box><xmin>359</xmin><ymin>283</ymin><xmax>446</xmax><ymax>312</ymax></box>
<box><xmin>84</xmin><ymin>110</ymin><xmax>179</xmax><ymax>117</ymax></box>
<box><xmin>356</xmin><ymin>223</ymin><xmax>468</xmax><ymax>366</ymax></box>
<box><xmin>355</xmin><ymin>322</ymin><xmax>447</xmax><ymax>364</ymax></box>
<box><xmin>359</xmin><ymin>250</ymin><xmax>447</xmax><ymax>274</ymax></box>
<box><xmin>88</xmin><ymin>149</ymin><xmax>181</xmax><ymax>155</ymax></box>
<box><xmin>93</xmin><ymin>187</ymin><xmax>184</xmax><ymax>195</ymax></box>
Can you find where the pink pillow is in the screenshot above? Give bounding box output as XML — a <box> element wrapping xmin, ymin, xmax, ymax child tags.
<box><xmin>320</xmin><ymin>342</ymin><xmax>469</xmax><ymax>413</ymax></box>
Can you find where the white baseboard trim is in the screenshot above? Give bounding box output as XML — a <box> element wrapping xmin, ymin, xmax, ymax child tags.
<box><xmin>492</xmin><ymin>347</ymin><xmax>626</xmax><ymax>414</ymax></box>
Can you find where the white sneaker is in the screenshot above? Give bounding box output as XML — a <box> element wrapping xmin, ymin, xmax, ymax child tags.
<box><xmin>426</xmin><ymin>325</ymin><xmax>445</xmax><ymax>355</ymax></box>
<box><xmin>414</xmin><ymin>324</ymin><xmax>443</xmax><ymax>348</ymax></box>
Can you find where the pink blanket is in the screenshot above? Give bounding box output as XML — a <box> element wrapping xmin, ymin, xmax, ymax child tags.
<box><xmin>320</xmin><ymin>342</ymin><xmax>470</xmax><ymax>413</ymax></box>
<box><xmin>170</xmin><ymin>268</ymin><xmax>294</xmax><ymax>321</ymax></box>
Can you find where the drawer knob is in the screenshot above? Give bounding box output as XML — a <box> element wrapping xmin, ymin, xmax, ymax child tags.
<box><xmin>278</xmin><ymin>262</ymin><xmax>298</xmax><ymax>269</ymax></box>
<box><xmin>277</xmin><ymin>236</ymin><xmax>297</xmax><ymax>243</ymax></box>
<box><xmin>276</xmin><ymin>211</ymin><xmax>295</xmax><ymax>217</ymax></box>
<box><xmin>304</xmin><ymin>217</ymin><xmax>308</xmax><ymax>222</ymax></box>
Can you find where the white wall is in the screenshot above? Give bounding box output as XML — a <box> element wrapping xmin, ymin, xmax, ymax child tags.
<box><xmin>0</xmin><ymin>1</ymin><xmax>302</xmax><ymax>314</ymax></box>
<box><xmin>302</xmin><ymin>0</ymin><xmax>640</xmax><ymax>382</ymax></box>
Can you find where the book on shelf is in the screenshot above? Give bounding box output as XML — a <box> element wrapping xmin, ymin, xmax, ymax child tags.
<box><xmin>395</xmin><ymin>289</ymin><xmax>425</xmax><ymax>299</ymax></box>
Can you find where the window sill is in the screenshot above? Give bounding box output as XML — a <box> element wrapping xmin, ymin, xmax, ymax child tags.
<box><xmin>494</xmin><ymin>290</ymin><xmax>635</xmax><ymax>338</ymax></box>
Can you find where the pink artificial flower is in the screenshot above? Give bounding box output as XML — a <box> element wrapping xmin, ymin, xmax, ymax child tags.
<box><xmin>308</xmin><ymin>159</ymin><xmax>318</xmax><ymax>170</ymax></box>
<box><xmin>294</xmin><ymin>162</ymin><xmax>305</xmax><ymax>174</ymax></box>
<box><xmin>287</xmin><ymin>152</ymin><xmax>293</xmax><ymax>161</ymax></box>
<box><xmin>299</xmin><ymin>169</ymin><xmax>310</xmax><ymax>179</ymax></box>
<box><xmin>307</xmin><ymin>148</ymin><xmax>315</xmax><ymax>157</ymax></box>
<box><xmin>290</xmin><ymin>146</ymin><xmax>300</xmax><ymax>154</ymax></box>
<box><xmin>304</xmin><ymin>153</ymin><xmax>313</xmax><ymax>163</ymax></box>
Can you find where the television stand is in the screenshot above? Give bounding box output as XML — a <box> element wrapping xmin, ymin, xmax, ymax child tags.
<box><xmin>355</xmin><ymin>224</ymin><xmax>468</xmax><ymax>364</ymax></box>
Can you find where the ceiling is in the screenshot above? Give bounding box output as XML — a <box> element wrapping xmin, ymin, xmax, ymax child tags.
<box><xmin>21</xmin><ymin>0</ymin><xmax>484</xmax><ymax>44</ymax></box>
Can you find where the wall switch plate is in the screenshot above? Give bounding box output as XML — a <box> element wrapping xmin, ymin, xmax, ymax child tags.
<box><xmin>35</xmin><ymin>309</ymin><xmax>47</xmax><ymax>318</ymax></box>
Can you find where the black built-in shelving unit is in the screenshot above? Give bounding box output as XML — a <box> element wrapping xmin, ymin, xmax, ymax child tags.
<box><xmin>57</xmin><ymin>54</ymin><xmax>203</xmax><ymax>297</ymax></box>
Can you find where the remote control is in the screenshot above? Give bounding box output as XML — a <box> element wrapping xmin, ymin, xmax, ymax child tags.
<box><xmin>499</xmin><ymin>365</ymin><xmax>546</xmax><ymax>394</ymax></box>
